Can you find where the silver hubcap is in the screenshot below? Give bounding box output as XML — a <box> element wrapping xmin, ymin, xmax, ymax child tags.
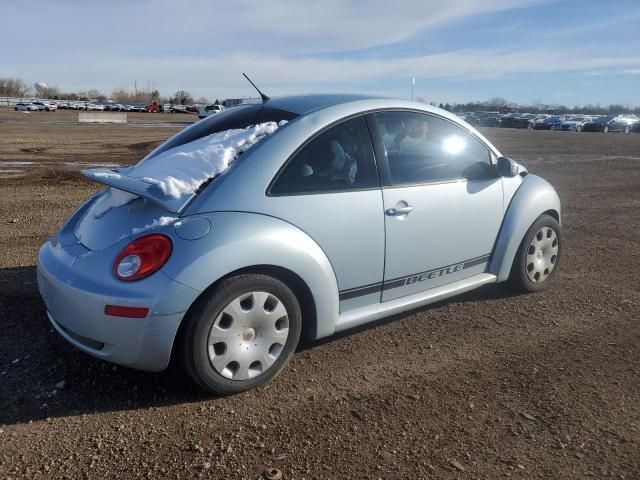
<box><xmin>208</xmin><ymin>291</ymin><xmax>289</xmax><ymax>380</ymax></box>
<box><xmin>526</xmin><ymin>226</ymin><xmax>559</xmax><ymax>283</ymax></box>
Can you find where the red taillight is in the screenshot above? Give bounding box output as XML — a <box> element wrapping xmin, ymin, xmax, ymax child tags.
<box><xmin>113</xmin><ymin>234</ymin><xmax>172</xmax><ymax>281</ymax></box>
<box><xmin>105</xmin><ymin>305</ymin><xmax>149</xmax><ymax>318</ymax></box>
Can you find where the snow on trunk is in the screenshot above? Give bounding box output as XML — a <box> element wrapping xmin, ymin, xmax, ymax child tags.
<box><xmin>131</xmin><ymin>120</ymin><xmax>285</xmax><ymax>198</ymax></box>
<box><xmin>76</xmin><ymin>121</ymin><xmax>284</xmax><ymax>250</ymax></box>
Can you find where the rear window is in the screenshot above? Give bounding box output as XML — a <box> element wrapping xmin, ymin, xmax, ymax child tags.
<box><xmin>141</xmin><ymin>105</ymin><xmax>298</xmax><ymax>163</ymax></box>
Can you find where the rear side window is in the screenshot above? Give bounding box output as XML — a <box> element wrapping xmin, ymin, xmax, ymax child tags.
<box><xmin>374</xmin><ymin>111</ymin><xmax>495</xmax><ymax>186</ymax></box>
<box><xmin>143</xmin><ymin>105</ymin><xmax>298</xmax><ymax>163</ymax></box>
<box><xmin>270</xmin><ymin>116</ymin><xmax>379</xmax><ymax>195</ymax></box>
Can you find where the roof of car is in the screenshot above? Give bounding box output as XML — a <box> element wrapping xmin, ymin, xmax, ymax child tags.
<box><xmin>265</xmin><ymin>93</ymin><xmax>383</xmax><ymax>115</ymax></box>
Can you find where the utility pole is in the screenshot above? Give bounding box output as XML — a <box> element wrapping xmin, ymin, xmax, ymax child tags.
<box><xmin>411</xmin><ymin>77</ymin><xmax>415</xmax><ymax>101</ymax></box>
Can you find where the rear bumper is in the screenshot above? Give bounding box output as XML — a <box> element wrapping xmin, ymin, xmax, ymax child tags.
<box><xmin>37</xmin><ymin>239</ymin><xmax>200</xmax><ymax>371</ymax></box>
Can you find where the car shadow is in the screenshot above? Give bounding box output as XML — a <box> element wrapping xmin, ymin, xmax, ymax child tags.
<box><xmin>0</xmin><ymin>265</ymin><xmax>522</xmax><ymax>426</ymax></box>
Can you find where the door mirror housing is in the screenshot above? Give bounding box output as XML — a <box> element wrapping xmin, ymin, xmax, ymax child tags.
<box><xmin>497</xmin><ymin>156</ymin><xmax>519</xmax><ymax>177</ymax></box>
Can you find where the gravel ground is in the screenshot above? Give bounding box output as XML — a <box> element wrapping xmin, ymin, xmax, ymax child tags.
<box><xmin>0</xmin><ymin>109</ymin><xmax>638</xmax><ymax>479</ymax></box>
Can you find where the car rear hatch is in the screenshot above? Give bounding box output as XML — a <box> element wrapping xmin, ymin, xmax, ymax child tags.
<box><xmin>74</xmin><ymin>172</ymin><xmax>182</xmax><ymax>251</ymax></box>
<box><xmin>74</xmin><ymin>116</ymin><xmax>290</xmax><ymax>251</ymax></box>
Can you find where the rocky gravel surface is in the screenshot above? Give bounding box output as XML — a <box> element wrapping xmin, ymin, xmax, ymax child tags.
<box><xmin>0</xmin><ymin>110</ymin><xmax>638</xmax><ymax>478</ymax></box>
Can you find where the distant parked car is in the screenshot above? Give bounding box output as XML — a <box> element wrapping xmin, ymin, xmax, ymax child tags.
<box><xmin>169</xmin><ymin>105</ymin><xmax>198</xmax><ymax>114</ymax></box>
<box><xmin>198</xmin><ymin>104</ymin><xmax>225</xmax><ymax>119</ymax></box>
<box><xmin>534</xmin><ymin>116</ymin><xmax>565</xmax><ymax>130</ymax></box>
<box><xmin>603</xmin><ymin>115</ymin><xmax>638</xmax><ymax>133</ymax></box>
<box><xmin>145</xmin><ymin>102</ymin><xmax>163</xmax><ymax>113</ymax></box>
<box><xmin>559</xmin><ymin>116</ymin><xmax>593</xmax><ymax>132</ymax></box>
<box><xmin>30</xmin><ymin>102</ymin><xmax>51</xmax><ymax>111</ymax></box>
<box><xmin>631</xmin><ymin>119</ymin><xmax>640</xmax><ymax>133</ymax></box>
<box><xmin>581</xmin><ymin>116</ymin><xmax>615</xmax><ymax>132</ymax></box>
<box><xmin>474</xmin><ymin>112</ymin><xmax>500</xmax><ymax>127</ymax></box>
<box><xmin>15</xmin><ymin>103</ymin><xmax>36</xmax><ymax>111</ymax></box>
<box><xmin>498</xmin><ymin>113</ymin><xmax>537</xmax><ymax>129</ymax></box>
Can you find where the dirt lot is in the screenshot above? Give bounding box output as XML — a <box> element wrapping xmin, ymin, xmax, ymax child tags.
<box><xmin>0</xmin><ymin>108</ymin><xmax>638</xmax><ymax>479</ymax></box>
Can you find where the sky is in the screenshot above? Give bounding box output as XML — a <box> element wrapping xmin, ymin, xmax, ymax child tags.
<box><xmin>2</xmin><ymin>0</ymin><xmax>640</xmax><ymax>106</ymax></box>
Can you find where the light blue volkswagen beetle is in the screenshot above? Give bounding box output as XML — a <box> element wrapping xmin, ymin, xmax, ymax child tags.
<box><xmin>38</xmin><ymin>94</ymin><xmax>561</xmax><ymax>394</ymax></box>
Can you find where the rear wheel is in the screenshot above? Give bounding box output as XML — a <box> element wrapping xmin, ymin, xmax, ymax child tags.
<box><xmin>181</xmin><ymin>274</ymin><xmax>302</xmax><ymax>395</ymax></box>
<box><xmin>509</xmin><ymin>214</ymin><xmax>562</xmax><ymax>292</ymax></box>
<box><xmin>604</xmin><ymin>125</ymin><xmax>609</xmax><ymax>133</ymax></box>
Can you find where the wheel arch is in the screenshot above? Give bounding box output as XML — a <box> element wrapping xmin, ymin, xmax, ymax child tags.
<box><xmin>164</xmin><ymin>211</ymin><xmax>339</xmax><ymax>364</ymax></box>
<box><xmin>490</xmin><ymin>174</ymin><xmax>561</xmax><ymax>282</ymax></box>
<box><xmin>172</xmin><ymin>264</ymin><xmax>318</xmax><ymax>358</ymax></box>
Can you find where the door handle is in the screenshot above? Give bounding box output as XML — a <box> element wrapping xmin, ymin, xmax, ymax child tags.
<box><xmin>385</xmin><ymin>206</ymin><xmax>415</xmax><ymax>216</ymax></box>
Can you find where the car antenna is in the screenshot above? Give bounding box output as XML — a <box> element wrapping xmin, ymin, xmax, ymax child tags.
<box><xmin>243</xmin><ymin>73</ymin><xmax>270</xmax><ymax>103</ymax></box>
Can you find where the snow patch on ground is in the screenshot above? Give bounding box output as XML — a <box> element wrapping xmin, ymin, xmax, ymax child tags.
<box><xmin>130</xmin><ymin>121</ymin><xmax>285</xmax><ymax>198</ymax></box>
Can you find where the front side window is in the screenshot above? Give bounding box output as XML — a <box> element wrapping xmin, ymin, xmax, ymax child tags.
<box><xmin>374</xmin><ymin>111</ymin><xmax>495</xmax><ymax>186</ymax></box>
<box><xmin>270</xmin><ymin>116</ymin><xmax>378</xmax><ymax>195</ymax></box>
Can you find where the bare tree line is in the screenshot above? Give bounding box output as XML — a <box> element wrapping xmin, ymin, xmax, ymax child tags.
<box><xmin>0</xmin><ymin>77</ymin><xmax>207</xmax><ymax>105</ymax></box>
<box><xmin>2</xmin><ymin>77</ymin><xmax>637</xmax><ymax>113</ymax></box>
<box><xmin>418</xmin><ymin>96</ymin><xmax>640</xmax><ymax>115</ymax></box>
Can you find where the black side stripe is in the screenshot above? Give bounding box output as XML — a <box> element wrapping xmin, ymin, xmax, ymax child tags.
<box><xmin>338</xmin><ymin>254</ymin><xmax>492</xmax><ymax>301</ymax></box>
<box><xmin>339</xmin><ymin>282</ymin><xmax>382</xmax><ymax>301</ymax></box>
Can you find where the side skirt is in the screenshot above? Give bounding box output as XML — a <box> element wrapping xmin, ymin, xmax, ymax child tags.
<box><xmin>334</xmin><ymin>273</ymin><xmax>497</xmax><ymax>333</ymax></box>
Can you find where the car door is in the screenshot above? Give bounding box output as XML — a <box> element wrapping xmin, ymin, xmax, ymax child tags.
<box><xmin>368</xmin><ymin>111</ymin><xmax>504</xmax><ymax>302</ymax></box>
<box><xmin>267</xmin><ymin>115</ymin><xmax>385</xmax><ymax>312</ymax></box>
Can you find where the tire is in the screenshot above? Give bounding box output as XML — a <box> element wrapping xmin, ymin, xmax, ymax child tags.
<box><xmin>624</xmin><ymin>126</ymin><xmax>630</xmax><ymax>134</ymax></box>
<box><xmin>508</xmin><ymin>214</ymin><xmax>562</xmax><ymax>293</ymax></box>
<box><xmin>604</xmin><ymin>125</ymin><xmax>609</xmax><ymax>133</ymax></box>
<box><xmin>550</xmin><ymin>125</ymin><xmax>556</xmax><ymax>131</ymax></box>
<box><xmin>576</xmin><ymin>125</ymin><xmax>582</xmax><ymax>132</ymax></box>
<box><xmin>181</xmin><ymin>273</ymin><xmax>302</xmax><ymax>395</ymax></box>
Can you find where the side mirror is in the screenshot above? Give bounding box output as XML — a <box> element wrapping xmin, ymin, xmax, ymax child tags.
<box><xmin>497</xmin><ymin>156</ymin><xmax>519</xmax><ymax>177</ymax></box>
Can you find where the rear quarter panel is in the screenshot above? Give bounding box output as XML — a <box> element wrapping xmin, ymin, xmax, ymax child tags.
<box><xmin>162</xmin><ymin>212</ymin><xmax>340</xmax><ymax>339</ymax></box>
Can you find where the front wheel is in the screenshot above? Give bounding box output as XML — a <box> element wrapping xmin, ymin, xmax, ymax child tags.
<box><xmin>180</xmin><ymin>274</ymin><xmax>302</xmax><ymax>395</ymax></box>
<box><xmin>508</xmin><ymin>214</ymin><xmax>562</xmax><ymax>292</ymax></box>
<box><xmin>603</xmin><ymin>125</ymin><xmax>609</xmax><ymax>133</ymax></box>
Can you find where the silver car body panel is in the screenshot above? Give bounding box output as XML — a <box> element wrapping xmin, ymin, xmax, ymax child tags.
<box><xmin>161</xmin><ymin>212</ymin><xmax>340</xmax><ymax>340</ymax></box>
<box><xmin>380</xmin><ymin>178</ymin><xmax>503</xmax><ymax>301</ymax></box>
<box><xmin>336</xmin><ymin>273</ymin><xmax>497</xmax><ymax>332</ymax></box>
<box><xmin>37</xmin><ymin>94</ymin><xmax>561</xmax><ymax>372</ymax></box>
<box><xmin>489</xmin><ymin>174</ymin><xmax>561</xmax><ymax>282</ymax></box>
